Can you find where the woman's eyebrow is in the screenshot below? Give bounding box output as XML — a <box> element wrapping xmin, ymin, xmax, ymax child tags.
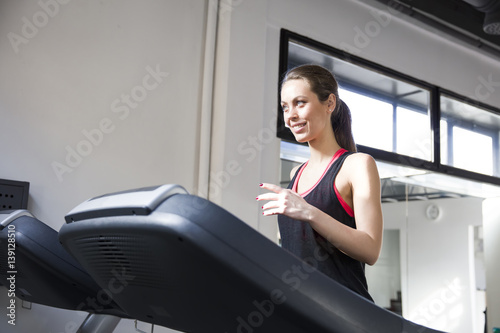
<box><xmin>282</xmin><ymin>95</ymin><xmax>308</xmax><ymax>103</ymax></box>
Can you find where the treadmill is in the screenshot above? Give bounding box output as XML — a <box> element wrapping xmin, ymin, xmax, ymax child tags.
<box><xmin>58</xmin><ymin>184</ymin><xmax>445</xmax><ymax>333</ymax></box>
<box><xmin>0</xmin><ymin>210</ymin><xmax>127</xmax><ymax>333</ymax></box>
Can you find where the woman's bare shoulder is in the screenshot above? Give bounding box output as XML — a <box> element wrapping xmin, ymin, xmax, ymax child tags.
<box><xmin>345</xmin><ymin>152</ymin><xmax>375</xmax><ymax>165</ymax></box>
<box><xmin>344</xmin><ymin>152</ymin><xmax>379</xmax><ymax>178</ymax></box>
<box><xmin>290</xmin><ymin>164</ymin><xmax>302</xmax><ymax>179</ymax></box>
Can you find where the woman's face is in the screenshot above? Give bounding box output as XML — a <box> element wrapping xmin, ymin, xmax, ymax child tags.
<box><xmin>280</xmin><ymin>79</ymin><xmax>334</xmax><ymax>143</ymax></box>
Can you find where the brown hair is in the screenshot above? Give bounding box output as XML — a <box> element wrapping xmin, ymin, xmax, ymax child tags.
<box><xmin>281</xmin><ymin>64</ymin><xmax>357</xmax><ymax>152</ymax></box>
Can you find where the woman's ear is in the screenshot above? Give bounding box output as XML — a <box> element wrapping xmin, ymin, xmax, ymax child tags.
<box><xmin>327</xmin><ymin>94</ymin><xmax>336</xmax><ymax>114</ymax></box>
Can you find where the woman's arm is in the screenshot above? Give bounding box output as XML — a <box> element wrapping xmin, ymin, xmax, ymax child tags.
<box><xmin>309</xmin><ymin>153</ymin><xmax>383</xmax><ymax>265</ymax></box>
<box><xmin>257</xmin><ymin>153</ymin><xmax>383</xmax><ymax>265</ymax></box>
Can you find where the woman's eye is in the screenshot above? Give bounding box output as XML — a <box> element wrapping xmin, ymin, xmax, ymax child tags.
<box><xmin>297</xmin><ymin>100</ymin><xmax>305</xmax><ymax>106</ymax></box>
<box><xmin>282</xmin><ymin>105</ymin><xmax>288</xmax><ymax>112</ymax></box>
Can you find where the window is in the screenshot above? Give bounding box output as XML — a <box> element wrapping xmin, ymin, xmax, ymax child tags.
<box><xmin>279</xmin><ymin>29</ymin><xmax>500</xmax><ymax>186</ymax></box>
<box><xmin>340</xmin><ymin>89</ymin><xmax>431</xmax><ymax>160</ymax></box>
<box><xmin>440</xmin><ymin>94</ymin><xmax>500</xmax><ymax>177</ymax></box>
<box><xmin>396</xmin><ymin>106</ymin><xmax>431</xmax><ymax>160</ymax></box>
<box><xmin>340</xmin><ymin>89</ymin><xmax>393</xmax><ymax>152</ymax></box>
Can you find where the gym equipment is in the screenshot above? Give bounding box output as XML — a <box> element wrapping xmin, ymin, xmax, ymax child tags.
<box><xmin>58</xmin><ymin>184</ymin><xmax>445</xmax><ymax>333</ymax></box>
<box><xmin>0</xmin><ymin>209</ymin><xmax>126</xmax><ymax>333</ymax></box>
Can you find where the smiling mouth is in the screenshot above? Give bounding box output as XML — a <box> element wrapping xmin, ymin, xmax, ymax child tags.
<box><xmin>292</xmin><ymin>123</ymin><xmax>306</xmax><ymax>130</ymax></box>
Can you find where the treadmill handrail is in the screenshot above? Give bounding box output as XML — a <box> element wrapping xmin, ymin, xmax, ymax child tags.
<box><xmin>65</xmin><ymin>184</ymin><xmax>188</xmax><ymax>223</ymax></box>
<box><xmin>0</xmin><ymin>209</ymin><xmax>34</xmax><ymax>229</ymax></box>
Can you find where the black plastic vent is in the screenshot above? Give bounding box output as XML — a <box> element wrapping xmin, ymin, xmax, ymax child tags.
<box><xmin>73</xmin><ymin>235</ymin><xmax>167</xmax><ymax>288</ymax></box>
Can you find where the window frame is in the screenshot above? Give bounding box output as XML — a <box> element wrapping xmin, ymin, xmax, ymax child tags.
<box><xmin>439</xmin><ymin>89</ymin><xmax>500</xmax><ymax>177</ymax></box>
<box><xmin>278</xmin><ymin>29</ymin><xmax>500</xmax><ymax>186</ymax></box>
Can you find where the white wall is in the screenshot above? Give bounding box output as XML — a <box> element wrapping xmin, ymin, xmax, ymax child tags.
<box><xmin>0</xmin><ymin>0</ymin><xmax>206</xmax><ymax>228</ymax></box>
<box><xmin>380</xmin><ymin>197</ymin><xmax>484</xmax><ymax>333</ymax></box>
<box><xmin>483</xmin><ymin>198</ymin><xmax>500</xmax><ymax>333</ymax></box>
<box><xmin>0</xmin><ymin>0</ymin><xmax>207</xmax><ymax>332</ymax></box>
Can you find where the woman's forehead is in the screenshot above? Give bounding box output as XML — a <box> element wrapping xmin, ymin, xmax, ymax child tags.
<box><xmin>281</xmin><ymin>79</ymin><xmax>312</xmax><ymax>98</ymax></box>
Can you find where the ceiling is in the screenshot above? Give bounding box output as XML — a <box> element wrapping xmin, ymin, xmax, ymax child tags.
<box><xmin>372</xmin><ymin>0</ymin><xmax>500</xmax><ymax>58</ymax></box>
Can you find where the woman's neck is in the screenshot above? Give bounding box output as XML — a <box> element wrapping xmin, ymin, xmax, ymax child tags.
<box><xmin>307</xmin><ymin>133</ymin><xmax>342</xmax><ymax>166</ymax></box>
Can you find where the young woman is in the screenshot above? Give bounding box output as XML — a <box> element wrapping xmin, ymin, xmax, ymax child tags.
<box><xmin>256</xmin><ymin>64</ymin><xmax>383</xmax><ymax>300</ymax></box>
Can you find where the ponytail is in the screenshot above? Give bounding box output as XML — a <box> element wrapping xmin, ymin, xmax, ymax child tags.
<box><xmin>332</xmin><ymin>99</ymin><xmax>357</xmax><ymax>152</ymax></box>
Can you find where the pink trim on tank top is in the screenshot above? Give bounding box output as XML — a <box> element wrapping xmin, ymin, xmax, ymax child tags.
<box><xmin>334</xmin><ymin>183</ymin><xmax>354</xmax><ymax>217</ymax></box>
<box><xmin>292</xmin><ymin>148</ymin><xmax>354</xmax><ymax>217</ymax></box>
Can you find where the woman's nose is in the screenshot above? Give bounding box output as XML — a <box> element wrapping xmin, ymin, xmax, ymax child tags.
<box><xmin>284</xmin><ymin>111</ymin><xmax>293</xmax><ymax>125</ymax></box>
<box><xmin>286</xmin><ymin>106</ymin><xmax>298</xmax><ymax>120</ymax></box>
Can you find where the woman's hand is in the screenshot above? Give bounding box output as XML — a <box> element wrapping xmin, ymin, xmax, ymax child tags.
<box><xmin>256</xmin><ymin>183</ymin><xmax>316</xmax><ymax>221</ymax></box>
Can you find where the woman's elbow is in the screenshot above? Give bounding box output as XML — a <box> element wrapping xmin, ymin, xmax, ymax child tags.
<box><xmin>364</xmin><ymin>246</ymin><xmax>381</xmax><ymax>266</ymax></box>
<box><xmin>365</xmin><ymin>253</ymin><xmax>379</xmax><ymax>266</ymax></box>
<box><xmin>360</xmin><ymin>235</ymin><xmax>382</xmax><ymax>266</ymax></box>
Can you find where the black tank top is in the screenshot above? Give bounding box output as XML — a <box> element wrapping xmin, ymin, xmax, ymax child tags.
<box><xmin>278</xmin><ymin>149</ymin><xmax>373</xmax><ymax>301</ymax></box>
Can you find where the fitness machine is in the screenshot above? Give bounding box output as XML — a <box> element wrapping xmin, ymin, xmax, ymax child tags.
<box><xmin>58</xmin><ymin>184</ymin><xmax>445</xmax><ymax>333</ymax></box>
<box><xmin>0</xmin><ymin>210</ymin><xmax>127</xmax><ymax>333</ymax></box>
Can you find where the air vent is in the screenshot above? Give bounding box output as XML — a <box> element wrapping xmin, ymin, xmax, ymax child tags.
<box><xmin>74</xmin><ymin>235</ymin><xmax>167</xmax><ymax>288</ymax></box>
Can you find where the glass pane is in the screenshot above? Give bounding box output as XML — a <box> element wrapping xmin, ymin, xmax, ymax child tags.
<box><xmin>340</xmin><ymin>89</ymin><xmax>393</xmax><ymax>152</ymax></box>
<box><xmin>396</xmin><ymin>107</ymin><xmax>431</xmax><ymax>160</ymax></box>
<box><xmin>441</xmin><ymin>95</ymin><xmax>500</xmax><ymax>177</ymax></box>
<box><xmin>440</xmin><ymin>120</ymin><xmax>448</xmax><ymax>165</ymax></box>
<box><xmin>453</xmin><ymin>126</ymin><xmax>493</xmax><ymax>175</ymax></box>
